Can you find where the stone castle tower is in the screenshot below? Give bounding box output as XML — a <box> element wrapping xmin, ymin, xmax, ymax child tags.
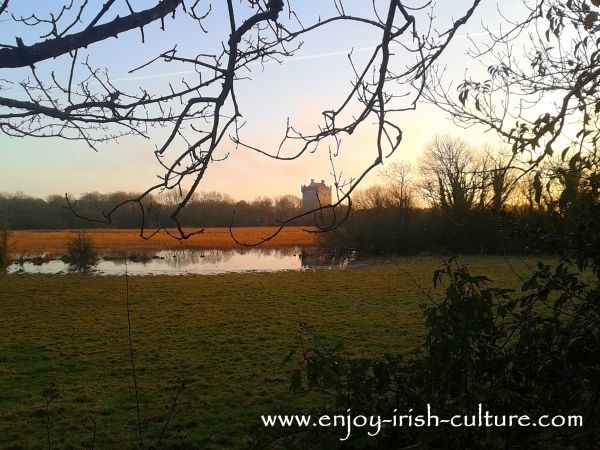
<box><xmin>301</xmin><ymin>179</ymin><xmax>332</xmax><ymax>211</ymax></box>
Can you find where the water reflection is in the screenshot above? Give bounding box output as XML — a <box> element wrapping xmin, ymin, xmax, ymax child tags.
<box><xmin>299</xmin><ymin>248</ymin><xmax>355</xmax><ymax>267</ymax></box>
<box><xmin>7</xmin><ymin>247</ymin><xmax>356</xmax><ymax>276</ymax></box>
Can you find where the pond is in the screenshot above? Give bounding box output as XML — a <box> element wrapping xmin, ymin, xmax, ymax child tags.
<box><xmin>6</xmin><ymin>247</ymin><xmax>356</xmax><ymax>276</ymax></box>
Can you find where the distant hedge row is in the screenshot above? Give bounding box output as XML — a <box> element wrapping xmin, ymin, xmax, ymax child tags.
<box><xmin>0</xmin><ymin>191</ymin><xmax>305</xmax><ymax>229</ymax></box>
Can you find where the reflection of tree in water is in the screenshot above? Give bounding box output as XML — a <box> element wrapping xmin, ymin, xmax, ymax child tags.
<box><xmin>8</xmin><ymin>246</ymin><xmax>354</xmax><ymax>274</ymax></box>
<box><xmin>269</xmin><ymin>247</ymin><xmax>299</xmax><ymax>258</ymax></box>
<box><xmin>97</xmin><ymin>247</ymin><xmax>305</xmax><ymax>270</ymax></box>
<box><xmin>99</xmin><ymin>250</ymin><xmax>154</xmax><ymax>265</ymax></box>
<box><xmin>150</xmin><ymin>247</ymin><xmax>353</xmax><ymax>269</ymax></box>
<box><xmin>159</xmin><ymin>247</ymin><xmax>304</xmax><ymax>269</ymax></box>
<box><xmin>157</xmin><ymin>249</ymin><xmax>234</xmax><ymax>269</ymax></box>
<box><xmin>299</xmin><ymin>248</ymin><xmax>356</xmax><ymax>268</ymax></box>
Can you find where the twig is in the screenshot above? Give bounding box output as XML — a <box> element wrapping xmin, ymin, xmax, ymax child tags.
<box><xmin>125</xmin><ymin>256</ymin><xmax>144</xmax><ymax>448</ymax></box>
<box><xmin>156</xmin><ymin>380</ymin><xmax>186</xmax><ymax>447</ymax></box>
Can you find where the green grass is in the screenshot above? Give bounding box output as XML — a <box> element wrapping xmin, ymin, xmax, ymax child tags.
<box><xmin>0</xmin><ymin>256</ymin><xmax>549</xmax><ymax>449</ymax></box>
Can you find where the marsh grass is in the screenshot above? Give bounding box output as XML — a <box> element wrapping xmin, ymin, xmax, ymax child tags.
<box><xmin>0</xmin><ymin>256</ymin><xmax>548</xmax><ymax>448</ymax></box>
<box><xmin>8</xmin><ymin>227</ymin><xmax>318</xmax><ymax>257</ymax></box>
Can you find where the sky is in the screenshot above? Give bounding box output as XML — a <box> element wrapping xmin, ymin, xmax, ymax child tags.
<box><xmin>0</xmin><ymin>0</ymin><xmax>527</xmax><ymax>201</ymax></box>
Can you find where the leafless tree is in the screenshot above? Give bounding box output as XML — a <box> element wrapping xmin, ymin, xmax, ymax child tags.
<box><xmin>417</xmin><ymin>134</ymin><xmax>488</xmax><ymax>215</ymax></box>
<box><xmin>0</xmin><ymin>0</ymin><xmax>482</xmax><ymax>242</ymax></box>
<box><xmin>353</xmin><ymin>185</ymin><xmax>396</xmax><ymax>210</ymax></box>
<box><xmin>273</xmin><ymin>194</ymin><xmax>301</xmax><ymax>220</ymax></box>
<box><xmin>379</xmin><ymin>160</ymin><xmax>415</xmax><ymax>209</ymax></box>
<box><xmin>513</xmin><ymin>170</ymin><xmax>540</xmax><ymax>212</ymax></box>
<box><xmin>417</xmin><ymin>135</ymin><xmax>522</xmax><ymax>214</ymax></box>
<box><xmin>480</xmin><ymin>145</ymin><xmax>519</xmax><ymax>212</ymax></box>
<box><xmin>159</xmin><ymin>189</ymin><xmax>199</xmax><ymax>209</ymax></box>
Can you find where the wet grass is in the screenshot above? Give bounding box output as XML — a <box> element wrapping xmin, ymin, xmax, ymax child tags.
<box><xmin>0</xmin><ymin>256</ymin><xmax>548</xmax><ymax>449</ymax></box>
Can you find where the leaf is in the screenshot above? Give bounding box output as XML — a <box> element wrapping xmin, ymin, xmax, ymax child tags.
<box><xmin>458</xmin><ymin>89</ymin><xmax>468</xmax><ymax>106</ymax></box>
<box><xmin>584</xmin><ymin>12</ymin><xmax>598</xmax><ymax>29</ymax></box>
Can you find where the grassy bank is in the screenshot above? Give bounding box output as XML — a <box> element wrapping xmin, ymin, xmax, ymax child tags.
<box><xmin>0</xmin><ymin>257</ymin><xmax>545</xmax><ymax>449</ymax></box>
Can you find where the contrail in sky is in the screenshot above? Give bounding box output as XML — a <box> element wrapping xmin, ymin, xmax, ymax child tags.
<box><xmin>110</xmin><ymin>32</ymin><xmax>487</xmax><ymax>84</ymax></box>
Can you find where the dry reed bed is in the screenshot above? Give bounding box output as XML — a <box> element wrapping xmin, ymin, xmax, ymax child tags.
<box><xmin>8</xmin><ymin>227</ymin><xmax>318</xmax><ymax>256</ymax></box>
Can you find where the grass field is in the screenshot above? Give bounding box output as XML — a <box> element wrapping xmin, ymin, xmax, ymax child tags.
<box><xmin>8</xmin><ymin>227</ymin><xmax>318</xmax><ymax>257</ymax></box>
<box><xmin>0</xmin><ymin>256</ymin><xmax>547</xmax><ymax>449</ymax></box>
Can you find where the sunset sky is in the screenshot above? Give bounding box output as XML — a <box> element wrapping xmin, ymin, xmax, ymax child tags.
<box><xmin>0</xmin><ymin>0</ymin><xmax>527</xmax><ymax>201</ymax></box>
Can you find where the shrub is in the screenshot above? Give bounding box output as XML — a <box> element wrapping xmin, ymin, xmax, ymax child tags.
<box><xmin>66</xmin><ymin>232</ymin><xmax>98</xmax><ymax>272</ymax></box>
<box><xmin>279</xmin><ymin>258</ymin><xmax>599</xmax><ymax>449</ymax></box>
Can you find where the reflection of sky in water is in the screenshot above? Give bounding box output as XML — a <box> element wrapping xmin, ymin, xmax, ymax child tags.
<box><xmin>7</xmin><ymin>247</ymin><xmax>354</xmax><ymax>276</ymax></box>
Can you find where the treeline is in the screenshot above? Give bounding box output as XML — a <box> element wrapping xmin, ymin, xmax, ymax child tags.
<box><xmin>0</xmin><ymin>191</ymin><xmax>305</xmax><ymax>229</ymax></box>
<box><xmin>3</xmin><ymin>133</ymin><xmax>597</xmax><ymax>256</ymax></box>
<box><xmin>322</xmin><ymin>135</ymin><xmax>600</xmax><ymax>255</ymax></box>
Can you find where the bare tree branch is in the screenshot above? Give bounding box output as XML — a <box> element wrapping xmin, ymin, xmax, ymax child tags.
<box><xmin>0</xmin><ymin>0</ymin><xmax>183</xmax><ymax>68</ymax></box>
<box><xmin>1</xmin><ymin>0</ymin><xmax>483</xmax><ymax>242</ymax></box>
